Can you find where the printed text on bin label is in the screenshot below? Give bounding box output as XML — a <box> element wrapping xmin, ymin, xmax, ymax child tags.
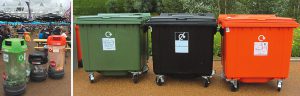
<box><xmin>254</xmin><ymin>42</ymin><xmax>268</xmax><ymax>56</ymax></box>
<box><xmin>102</xmin><ymin>38</ymin><xmax>116</xmax><ymax>51</ymax></box>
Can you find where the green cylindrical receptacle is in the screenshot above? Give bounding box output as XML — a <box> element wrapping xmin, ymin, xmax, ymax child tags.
<box><xmin>2</xmin><ymin>38</ymin><xmax>28</xmax><ymax>96</ymax></box>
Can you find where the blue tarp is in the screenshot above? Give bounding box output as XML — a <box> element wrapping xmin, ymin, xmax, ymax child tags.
<box><xmin>0</xmin><ymin>21</ymin><xmax>5</xmax><ymax>24</ymax></box>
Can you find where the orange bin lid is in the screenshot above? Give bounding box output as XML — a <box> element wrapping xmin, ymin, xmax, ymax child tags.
<box><xmin>47</xmin><ymin>35</ymin><xmax>66</xmax><ymax>46</ymax></box>
<box><xmin>218</xmin><ymin>14</ymin><xmax>299</xmax><ymax>28</ymax></box>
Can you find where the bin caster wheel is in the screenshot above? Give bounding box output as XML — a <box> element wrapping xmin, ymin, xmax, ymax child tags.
<box><xmin>202</xmin><ymin>76</ymin><xmax>211</xmax><ymax>87</ymax></box>
<box><xmin>142</xmin><ymin>65</ymin><xmax>149</xmax><ymax>74</ymax></box>
<box><xmin>89</xmin><ymin>73</ymin><xmax>95</xmax><ymax>83</ymax></box>
<box><xmin>155</xmin><ymin>75</ymin><xmax>165</xmax><ymax>86</ymax></box>
<box><xmin>132</xmin><ymin>74</ymin><xmax>139</xmax><ymax>84</ymax></box>
<box><xmin>204</xmin><ymin>78</ymin><xmax>210</xmax><ymax>87</ymax></box>
<box><xmin>230</xmin><ymin>80</ymin><xmax>239</xmax><ymax>92</ymax></box>
<box><xmin>277</xmin><ymin>87</ymin><xmax>281</xmax><ymax>92</ymax></box>
<box><xmin>277</xmin><ymin>80</ymin><xmax>283</xmax><ymax>92</ymax></box>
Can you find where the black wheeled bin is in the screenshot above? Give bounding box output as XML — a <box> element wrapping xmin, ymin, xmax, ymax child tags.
<box><xmin>147</xmin><ymin>13</ymin><xmax>217</xmax><ymax>87</ymax></box>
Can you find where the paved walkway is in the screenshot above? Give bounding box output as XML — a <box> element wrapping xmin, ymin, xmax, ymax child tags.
<box><xmin>74</xmin><ymin>57</ymin><xmax>300</xmax><ymax>96</ymax></box>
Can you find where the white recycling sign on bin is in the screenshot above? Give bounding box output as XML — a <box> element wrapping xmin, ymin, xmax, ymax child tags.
<box><xmin>102</xmin><ymin>31</ymin><xmax>116</xmax><ymax>51</ymax></box>
<box><xmin>175</xmin><ymin>32</ymin><xmax>189</xmax><ymax>53</ymax></box>
<box><xmin>254</xmin><ymin>35</ymin><xmax>268</xmax><ymax>56</ymax></box>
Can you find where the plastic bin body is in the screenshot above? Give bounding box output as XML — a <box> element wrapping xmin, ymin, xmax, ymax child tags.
<box><xmin>148</xmin><ymin>13</ymin><xmax>217</xmax><ymax>76</ymax></box>
<box><xmin>47</xmin><ymin>35</ymin><xmax>66</xmax><ymax>78</ymax></box>
<box><xmin>2</xmin><ymin>38</ymin><xmax>27</xmax><ymax>95</ymax></box>
<box><xmin>218</xmin><ymin>14</ymin><xmax>299</xmax><ymax>83</ymax></box>
<box><xmin>76</xmin><ymin>13</ymin><xmax>150</xmax><ymax>76</ymax></box>
<box><xmin>29</xmin><ymin>51</ymin><xmax>48</xmax><ymax>81</ymax></box>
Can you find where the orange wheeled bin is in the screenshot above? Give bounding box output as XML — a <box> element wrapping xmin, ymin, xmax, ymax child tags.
<box><xmin>218</xmin><ymin>14</ymin><xmax>298</xmax><ymax>92</ymax></box>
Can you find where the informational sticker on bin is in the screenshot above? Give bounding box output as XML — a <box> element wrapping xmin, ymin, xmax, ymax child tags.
<box><xmin>53</xmin><ymin>47</ymin><xmax>60</xmax><ymax>53</ymax></box>
<box><xmin>102</xmin><ymin>31</ymin><xmax>116</xmax><ymax>51</ymax></box>
<box><xmin>254</xmin><ymin>42</ymin><xmax>268</xmax><ymax>56</ymax></box>
<box><xmin>175</xmin><ymin>32</ymin><xmax>189</xmax><ymax>53</ymax></box>
<box><xmin>3</xmin><ymin>54</ymin><xmax>8</xmax><ymax>62</ymax></box>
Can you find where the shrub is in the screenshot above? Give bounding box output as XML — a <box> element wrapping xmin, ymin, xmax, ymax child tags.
<box><xmin>292</xmin><ymin>28</ymin><xmax>300</xmax><ymax>57</ymax></box>
<box><xmin>106</xmin><ymin>0</ymin><xmax>124</xmax><ymax>13</ymax></box>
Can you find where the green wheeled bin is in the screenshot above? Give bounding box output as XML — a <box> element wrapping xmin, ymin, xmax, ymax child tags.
<box><xmin>76</xmin><ymin>13</ymin><xmax>150</xmax><ymax>83</ymax></box>
<box><xmin>2</xmin><ymin>38</ymin><xmax>28</xmax><ymax>96</ymax></box>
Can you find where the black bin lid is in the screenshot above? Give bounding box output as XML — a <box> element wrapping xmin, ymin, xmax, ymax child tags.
<box><xmin>147</xmin><ymin>13</ymin><xmax>216</xmax><ymax>26</ymax></box>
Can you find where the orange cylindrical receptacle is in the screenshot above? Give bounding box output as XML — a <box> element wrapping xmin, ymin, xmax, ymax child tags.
<box><xmin>218</xmin><ymin>14</ymin><xmax>298</xmax><ymax>87</ymax></box>
<box><xmin>47</xmin><ymin>35</ymin><xmax>66</xmax><ymax>79</ymax></box>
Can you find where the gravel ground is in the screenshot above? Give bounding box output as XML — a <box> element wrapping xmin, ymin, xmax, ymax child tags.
<box><xmin>74</xmin><ymin>57</ymin><xmax>300</xmax><ymax>96</ymax></box>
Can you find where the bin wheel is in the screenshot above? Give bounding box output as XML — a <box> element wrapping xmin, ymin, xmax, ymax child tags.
<box><xmin>142</xmin><ymin>65</ymin><xmax>149</xmax><ymax>74</ymax></box>
<box><xmin>89</xmin><ymin>73</ymin><xmax>95</xmax><ymax>83</ymax></box>
<box><xmin>230</xmin><ymin>80</ymin><xmax>239</xmax><ymax>92</ymax></box>
<box><xmin>132</xmin><ymin>74</ymin><xmax>139</xmax><ymax>84</ymax></box>
<box><xmin>277</xmin><ymin>87</ymin><xmax>281</xmax><ymax>92</ymax></box>
<box><xmin>277</xmin><ymin>80</ymin><xmax>283</xmax><ymax>92</ymax></box>
<box><xmin>204</xmin><ymin>78</ymin><xmax>210</xmax><ymax>87</ymax></box>
<box><xmin>155</xmin><ymin>75</ymin><xmax>165</xmax><ymax>86</ymax></box>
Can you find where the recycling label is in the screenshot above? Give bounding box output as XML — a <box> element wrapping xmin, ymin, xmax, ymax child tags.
<box><xmin>18</xmin><ymin>54</ymin><xmax>25</xmax><ymax>62</ymax></box>
<box><xmin>175</xmin><ymin>32</ymin><xmax>189</xmax><ymax>53</ymax></box>
<box><xmin>102</xmin><ymin>31</ymin><xmax>116</xmax><ymax>51</ymax></box>
<box><xmin>3</xmin><ymin>54</ymin><xmax>8</xmax><ymax>62</ymax></box>
<box><xmin>53</xmin><ymin>47</ymin><xmax>60</xmax><ymax>53</ymax></box>
<box><xmin>254</xmin><ymin>42</ymin><xmax>268</xmax><ymax>56</ymax></box>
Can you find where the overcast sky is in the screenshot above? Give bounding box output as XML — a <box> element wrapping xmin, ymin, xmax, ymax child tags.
<box><xmin>0</xmin><ymin>0</ymin><xmax>70</xmax><ymax>13</ymax></box>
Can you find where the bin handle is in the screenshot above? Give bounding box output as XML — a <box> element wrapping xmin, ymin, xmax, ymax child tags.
<box><xmin>143</xmin><ymin>25</ymin><xmax>152</xmax><ymax>33</ymax></box>
<box><xmin>101</xmin><ymin>17</ymin><xmax>111</xmax><ymax>19</ymax></box>
<box><xmin>176</xmin><ymin>18</ymin><xmax>187</xmax><ymax>20</ymax></box>
<box><xmin>219</xmin><ymin>27</ymin><xmax>224</xmax><ymax>36</ymax></box>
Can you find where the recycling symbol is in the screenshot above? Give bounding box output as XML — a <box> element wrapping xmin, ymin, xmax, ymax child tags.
<box><xmin>178</xmin><ymin>32</ymin><xmax>186</xmax><ymax>40</ymax></box>
<box><xmin>18</xmin><ymin>55</ymin><xmax>24</xmax><ymax>62</ymax></box>
<box><xmin>105</xmin><ymin>31</ymin><xmax>112</xmax><ymax>38</ymax></box>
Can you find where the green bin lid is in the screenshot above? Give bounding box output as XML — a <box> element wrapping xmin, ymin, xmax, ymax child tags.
<box><xmin>2</xmin><ymin>38</ymin><xmax>27</xmax><ymax>53</ymax></box>
<box><xmin>76</xmin><ymin>13</ymin><xmax>151</xmax><ymax>24</ymax></box>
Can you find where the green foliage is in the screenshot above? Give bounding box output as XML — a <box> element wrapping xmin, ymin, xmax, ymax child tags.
<box><xmin>123</xmin><ymin>0</ymin><xmax>140</xmax><ymax>12</ymax></box>
<box><xmin>243</xmin><ymin>0</ymin><xmax>278</xmax><ymax>14</ymax></box>
<box><xmin>292</xmin><ymin>28</ymin><xmax>300</xmax><ymax>57</ymax></box>
<box><xmin>123</xmin><ymin>0</ymin><xmax>157</xmax><ymax>13</ymax></box>
<box><xmin>148</xmin><ymin>26</ymin><xmax>153</xmax><ymax>55</ymax></box>
<box><xmin>106</xmin><ymin>0</ymin><xmax>125</xmax><ymax>13</ymax></box>
<box><xmin>213</xmin><ymin>31</ymin><xmax>222</xmax><ymax>57</ymax></box>
<box><xmin>160</xmin><ymin>0</ymin><xmax>184</xmax><ymax>13</ymax></box>
<box><xmin>181</xmin><ymin>0</ymin><xmax>214</xmax><ymax>13</ymax></box>
<box><xmin>73</xmin><ymin>0</ymin><xmax>109</xmax><ymax>15</ymax></box>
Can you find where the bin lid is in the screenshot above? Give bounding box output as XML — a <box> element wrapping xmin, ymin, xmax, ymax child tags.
<box><xmin>76</xmin><ymin>13</ymin><xmax>151</xmax><ymax>24</ymax></box>
<box><xmin>2</xmin><ymin>38</ymin><xmax>27</xmax><ymax>53</ymax></box>
<box><xmin>47</xmin><ymin>35</ymin><xmax>66</xmax><ymax>46</ymax></box>
<box><xmin>29</xmin><ymin>51</ymin><xmax>48</xmax><ymax>65</ymax></box>
<box><xmin>218</xmin><ymin>14</ymin><xmax>299</xmax><ymax>28</ymax></box>
<box><xmin>146</xmin><ymin>13</ymin><xmax>216</xmax><ymax>26</ymax></box>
